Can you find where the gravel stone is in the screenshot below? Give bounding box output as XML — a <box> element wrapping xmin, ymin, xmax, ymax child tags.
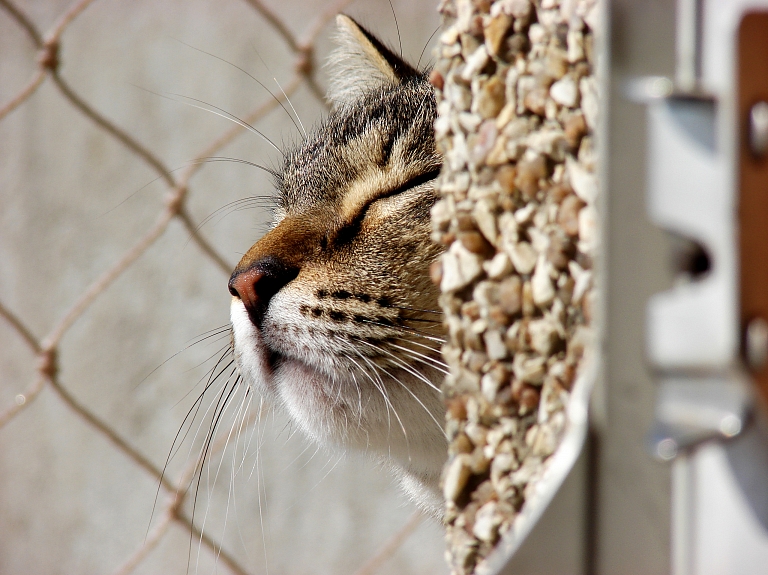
<box><xmin>558</xmin><ymin>193</ymin><xmax>586</xmax><ymax>236</ymax></box>
<box><xmin>528</xmin><ymin>316</ymin><xmax>563</xmax><ymax>356</ymax></box>
<box><xmin>567</xmin><ymin>157</ymin><xmax>598</xmax><ymax>203</ymax></box>
<box><xmin>442</xmin><ymin>242</ymin><xmax>484</xmax><ymax>292</ymax></box>
<box><xmin>476</xmin><ymin>77</ymin><xmax>506</xmax><ymax>119</ymax></box>
<box><xmin>550</xmin><ymin>74</ymin><xmax>579</xmax><ymax>107</ymax></box>
<box><xmin>497</xmin><ymin>275</ymin><xmax>522</xmax><ymax>315</ymax></box>
<box><xmin>508</xmin><ymin>242</ymin><xmax>537</xmax><ymax>275</ymax></box>
<box><xmin>473</xmin><ymin>502</ymin><xmax>502</xmax><ymax>542</ymax></box>
<box><xmin>580</xmin><ymin>75</ymin><xmax>599</xmax><ymax>130</ymax></box>
<box><xmin>444</xmin><ymin>454</ymin><xmax>474</xmax><ymax>501</ymax></box>
<box><xmin>531</xmin><ymin>256</ymin><xmax>556</xmax><ymax>307</ymax></box>
<box><xmin>578</xmin><ymin>204</ymin><xmax>598</xmax><ymax>251</ymax></box>
<box><xmin>485</xmin><ymin>13</ymin><xmax>512</xmax><ymax>56</ymax></box>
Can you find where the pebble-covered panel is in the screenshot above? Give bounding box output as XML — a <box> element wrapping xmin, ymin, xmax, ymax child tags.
<box><xmin>429</xmin><ymin>0</ymin><xmax>598</xmax><ymax>572</ymax></box>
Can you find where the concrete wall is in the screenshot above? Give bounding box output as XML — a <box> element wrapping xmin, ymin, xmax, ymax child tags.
<box><xmin>0</xmin><ymin>1</ymin><xmax>446</xmax><ymax>573</ymax></box>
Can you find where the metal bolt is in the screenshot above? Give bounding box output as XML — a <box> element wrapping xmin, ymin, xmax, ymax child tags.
<box><xmin>749</xmin><ymin>101</ymin><xmax>768</xmax><ymax>156</ymax></box>
<box><xmin>719</xmin><ymin>414</ymin><xmax>743</xmax><ymax>438</ymax></box>
<box><xmin>745</xmin><ymin>317</ymin><xmax>768</xmax><ymax>370</ymax></box>
<box><xmin>656</xmin><ymin>438</ymin><xmax>678</xmax><ymax>461</ymax></box>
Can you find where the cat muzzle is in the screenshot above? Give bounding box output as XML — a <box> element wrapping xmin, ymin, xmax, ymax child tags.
<box><xmin>228</xmin><ymin>256</ymin><xmax>298</xmax><ymax>325</ymax></box>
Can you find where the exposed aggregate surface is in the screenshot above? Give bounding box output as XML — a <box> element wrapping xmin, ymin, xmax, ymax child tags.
<box><xmin>430</xmin><ymin>0</ymin><xmax>598</xmax><ymax>572</ymax></box>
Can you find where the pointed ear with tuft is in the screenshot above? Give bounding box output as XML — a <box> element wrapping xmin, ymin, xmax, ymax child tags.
<box><xmin>326</xmin><ymin>14</ymin><xmax>420</xmax><ymax>107</ymax></box>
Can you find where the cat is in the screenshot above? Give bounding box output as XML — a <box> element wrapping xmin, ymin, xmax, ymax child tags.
<box><xmin>228</xmin><ymin>15</ymin><xmax>447</xmax><ymax>517</ymax></box>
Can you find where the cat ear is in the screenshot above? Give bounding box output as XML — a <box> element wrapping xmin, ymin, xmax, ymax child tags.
<box><xmin>327</xmin><ymin>15</ymin><xmax>419</xmax><ymax>106</ymax></box>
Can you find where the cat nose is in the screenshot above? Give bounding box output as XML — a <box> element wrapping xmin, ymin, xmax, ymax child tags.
<box><xmin>228</xmin><ymin>257</ymin><xmax>299</xmax><ymax>324</ymax></box>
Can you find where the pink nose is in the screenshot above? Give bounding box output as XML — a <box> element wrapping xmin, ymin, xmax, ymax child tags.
<box><xmin>228</xmin><ymin>268</ymin><xmax>264</xmax><ymax>313</ymax></box>
<box><xmin>228</xmin><ymin>257</ymin><xmax>299</xmax><ymax>324</ymax></box>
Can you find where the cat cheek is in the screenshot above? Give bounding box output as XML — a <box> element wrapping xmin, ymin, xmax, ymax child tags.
<box><xmin>230</xmin><ymin>300</ymin><xmax>276</xmax><ymax>397</ymax></box>
<box><xmin>274</xmin><ymin>362</ymin><xmax>337</xmax><ymax>444</ymax></box>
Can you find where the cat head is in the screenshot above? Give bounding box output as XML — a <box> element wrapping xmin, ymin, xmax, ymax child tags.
<box><xmin>228</xmin><ymin>15</ymin><xmax>445</xmax><ymax>515</ymax></box>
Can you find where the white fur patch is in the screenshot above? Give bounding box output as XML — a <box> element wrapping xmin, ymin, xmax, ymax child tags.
<box><xmin>230</xmin><ymin>300</ymin><xmax>274</xmax><ymax>397</ymax></box>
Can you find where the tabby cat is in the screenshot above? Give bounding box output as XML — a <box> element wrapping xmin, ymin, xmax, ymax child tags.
<box><xmin>228</xmin><ymin>15</ymin><xmax>446</xmax><ymax>516</ymax></box>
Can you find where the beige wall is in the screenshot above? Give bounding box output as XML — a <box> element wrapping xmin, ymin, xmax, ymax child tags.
<box><xmin>0</xmin><ymin>1</ymin><xmax>446</xmax><ymax>573</ymax></box>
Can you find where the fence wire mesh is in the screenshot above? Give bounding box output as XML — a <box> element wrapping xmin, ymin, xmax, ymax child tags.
<box><xmin>0</xmin><ymin>0</ymin><xmax>446</xmax><ymax>573</ymax></box>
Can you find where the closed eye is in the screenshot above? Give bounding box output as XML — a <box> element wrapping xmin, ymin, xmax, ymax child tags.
<box><xmin>372</xmin><ymin>167</ymin><xmax>442</xmax><ymax>205</ymax></box>
<box><xmin>333</xmin><ymin>168</ymin><xmax>441</xmax><ymax>246</ymax></box>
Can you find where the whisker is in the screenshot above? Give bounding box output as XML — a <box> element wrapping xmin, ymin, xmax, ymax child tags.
<box><xmin>357</xmin><ymin>317</ymin><xmax>447</xmax><ymax>343</ymax></box>
<box><xmin>273</xmin><ymin>77</ymin><xmax>307</xmax><ymax>137</ymax></box>
<box><xmin>234</xmin><ymin>389</ymin><xmax>255</xmax><ymax>475</ymax></box>
<box><xmin>346</xmin><ymin>344</ymin><xmax>410</xmax><ymax>460</ymax></box>
<box><xmin>167</xmin><ymin>91</ymin><xmax>282</xmax><ymax>153</ymax></box>
<box><xmin>388</xmin><ymin>0</ymin><xmax>403</xmax><ymax>58</ymax></box>
<box><xmin>277</xmin><ymin>439</ymin><xmax>314</xmax><ymax>473</ymax></box>
<box><xmin>147</xmin><ymin>347</ymin><xmax>234</xmax><ymax>540</ymax></box>
<box><xmin>192</xmin><ymin>372</ymin><xmax>242</xmax><ymax>572</ymax></box>
<box><xmin>344</xmin><ymin>352</ymin><xmax>393</xmax><ymax>447</ymax></box>
<box><xmin>389</xmin><ymin>336</ymin><xmax>443</xmax><ymax>356</ymax></box>
<box><xmin>208</xmin><ymin>383</ymin><xmax>250</xmax><ymax>572</ymax></box>
<box><xmin>355</xmin><ymin>339</ymin><xmax>445</xmax><ymax>435</ymax></box>
<box><xmin>210</xmin><ymin>380</ymin><xmax>250</xmax><ymax>488</ymax></box>
<box><xmin>399</xmin><ymin>316</ymin><xmax>443</xmax><ymax>325</ymax></box>
<box><xmin>190</xmin><ymin>156</ymin><xmax>278</xmax><ymax>177</ymax></box>
<box><xmin>386</xmin><ymin>304</ymin><xmax>442</xmax><ymax>314</ymax></box>
<box><xmin>172</xmin><ymin>348</ymin><xmax>234</xmax><ymax>409</ymax></box>
<box><xmin>174</xmin><ymin>38</ymin><xmax>303</xmax><ymax>136</ymax></box>
<box><xmin>254</xmin><ymin>396</ymin><xmax>271</xmax><ymax>575</ymax></box>
<box><xmin>282</xmin><ymin>453</ymin><xmax>346</xmax><ymax>513</ymax></box>
<box><xmin>134</xmin><ymin>325</ymin><xmax>231</xmax><ymax>389</ymax></box>
<box><xmin>182</xmin><ymin>341</ymin><xmax>234</xmax><ymax>375</ymax></box>
<box><xmin>386</xmin><ymin>341</ymin><xmax>449</xmax><ymax>374</ymax></box>
<box><xmin>181</xmin><ymin>362</ymin><xmax>237</xmax><ymax>471</ymax></box>
<box><xmin>102</xmin><ymin>164</ymin><xmax>189</xmax><ymax>216</ymax></box>
<box><xmin>193</xmin><ymin>195</ymin><xmax>276</xmax><ymax>231</ymax></box>
<box><xmin>417</xmin><ymin>25</ymin><xmax>441</xmax><ymax>70</ymax></box>
<box><xmin>294</xmin><ymin>443</ymin><xmax>322</xmax><ymax>472</ymax></box>
<box><xmin>133</xmin><ymin>84</ymin><xmax>281</xmax><ymax>153</ymax></box>
<box><xmin>356</xmin><ymin>338</ymin><xmax>443</xmax><ymax>393</ymax></box>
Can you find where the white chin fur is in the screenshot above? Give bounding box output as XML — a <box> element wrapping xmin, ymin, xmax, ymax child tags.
<box><xmin>230</xmin><ymin>298</ymin><xmax>447</xmax><ymax>514</ymax></box>
<box><xmin>230</xmin><ymin>300</ymin><xmax>275</xmax><ymax>397</ymax></box>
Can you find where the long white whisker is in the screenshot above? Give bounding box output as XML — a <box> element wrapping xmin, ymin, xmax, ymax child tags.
<box><xmin>346</xmin><ymin>344</ymin><xmax>412</xmax><ymax>460</ymax></box>
<box><xmin>185</xmin><ymin>365</ymin><xmax>236</xmax><ymax>467</ymax></box>
<box><xmin>198</xmin><ymin>379</ymin><xmax>246</xmax><ymax>573</ymax></box>
<box><xmin>273</xmin><ymin>77</ymin><xmax>307</xmax><ymax>136</ymax></box>
<box><xmin>193</xmin><ymin>373</ymin><xmax>239</xmax><ymax>575</ymax></box>
<box><xmin>231</xmin><ymin>393</ymin><xmax>254</xmax><ymax>564</ymax></box>
<box><xmin>278</xmin><ymin>439</ymin><xmax>314</xmax><ymax>473</ymax></box>
<box><xmin>284</xmin><ymin>454</ymin><xmax>345</xmax><ymax>512</ymax></box>
<box><xmin>253</xmin><ymin>396</ymin><xmax>270</xmax><ymax>575</ymax></box>
<box><xmin>356</xmin><ymin>339</ymin><xmax>446</xmax><ymax>436</ymax></box>
<box><xmin>387</xmin><ymin>342</ymin><xmax>450</xmax><ymax>375</ymax></box>
<box><xmin>166</xmin><ymin>92</ymin><xmax>281</xmax><ymax>153</ymax></box>
<box><xmin>174</xmin><ymin>38</ymin><xmax>303</xmax><ymax>136</ymax></box>
<box><xmin>343</xmin><ymin>348</ymin><xmax>400</xmax><ymax>458</ymax></box>
<box><xmin>236</xmin><ymin>392</ymin><xmax>255</xmax><ymax>475</ymax></box>
<box><xmin>295</xmin><ymin>443</ymin><xmax>322</xmax><ymax>472</ymax></box>
<box><xmin>390</xmin><ymin>336</ymin><xmax>444</xmax><ymax>356</ymax></box>
<box><xmin>357</xmin><ymin>338</ymin><xmax>444</xmax><ymax>393</ymax></box>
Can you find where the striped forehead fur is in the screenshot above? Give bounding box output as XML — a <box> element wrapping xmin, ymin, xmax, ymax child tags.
<box><xmin>278</xmin><ymin>80</ymin><xmax>438</xmax><ymax>214</ymax></box>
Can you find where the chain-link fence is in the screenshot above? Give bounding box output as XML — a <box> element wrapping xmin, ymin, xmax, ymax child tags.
<box><xmin>0</xmin><ymin>1</ymin><xmax>446</xmax><ymax>573</ymax></box>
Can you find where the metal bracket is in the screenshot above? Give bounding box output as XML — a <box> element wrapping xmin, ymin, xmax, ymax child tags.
<box><xmin>649</xmin><ymin>375</ymin><xmax>752</xmax><ymax>460</ymax></box>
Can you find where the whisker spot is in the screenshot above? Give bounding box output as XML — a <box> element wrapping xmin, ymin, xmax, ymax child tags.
<box><xmin>329</xmin><ymin>310</ymin><xmax>347</xmax><ymax>322</ymax></box>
